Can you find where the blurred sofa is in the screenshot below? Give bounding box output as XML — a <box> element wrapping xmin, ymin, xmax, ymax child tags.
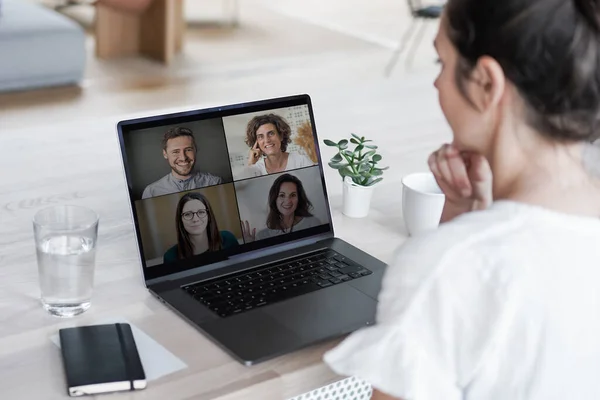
<box><xmin>0</xmin><ymin>0</ymin><xmax>86</xmax><ymax>92</ymax></box>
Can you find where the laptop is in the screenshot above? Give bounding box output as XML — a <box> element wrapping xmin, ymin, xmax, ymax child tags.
<box><xmin>116</xmin><ymin>94</ymin><xmax>387</xmax><ymax>365</ymax></box>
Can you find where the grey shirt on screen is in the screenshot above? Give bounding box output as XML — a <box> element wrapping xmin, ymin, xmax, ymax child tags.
<box><xmin>256</xmin><ymin>216</ymin><xmax>323</xmax><ymax>240</ymax></box>
<box><xmin>141</xmin><ymin>171</ymin><xmax>223</xmax><ymax>199</ymax></box>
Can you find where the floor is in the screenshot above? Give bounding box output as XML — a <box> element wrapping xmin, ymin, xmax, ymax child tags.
<box><xmin>0</xmin><ymin>0</ymin><xmax>442</xmax><ymax>131</ymax></box>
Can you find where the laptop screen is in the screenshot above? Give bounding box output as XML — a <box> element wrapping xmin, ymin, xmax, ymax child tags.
<box><xmin>117</xmin><ymin>95</ymin><xmax>333</xmax><ymax>280</ymax></box>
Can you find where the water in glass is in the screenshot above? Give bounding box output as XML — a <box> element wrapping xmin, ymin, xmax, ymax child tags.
<box><xmin>37</xmin><ymin>234</ymin><xmax>96</xmax><ymax>317</ymax></box>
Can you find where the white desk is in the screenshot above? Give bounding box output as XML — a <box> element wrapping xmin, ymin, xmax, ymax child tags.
<box><xmin>0</xmin><ymin>77</ymin><xmax>451</xmax><ymax>399</ymax></box>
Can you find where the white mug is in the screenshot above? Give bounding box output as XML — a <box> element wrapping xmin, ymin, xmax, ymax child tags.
<box><xmin>402</xmin><ymin>172</ymin><xmax>445</xmax><ymax>236</ymax></box>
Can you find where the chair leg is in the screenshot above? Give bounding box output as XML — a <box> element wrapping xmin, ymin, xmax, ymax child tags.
<box><xmin>405</xmin><ymin>19</ymin><xmax>428</xmax><ymax>69</ymax></box>
<box><xmin>384</xmin><ymin>17</ymin><xmax>418</xmax><ymax>77</ymax></box>
<box><xmin>225</xmin><ymin>0</ymin><xmax>240</xmax><ymax>27</ymax></box>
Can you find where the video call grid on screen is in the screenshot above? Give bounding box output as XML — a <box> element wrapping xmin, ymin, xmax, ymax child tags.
<box><xmin>118</xmin><ymin>98</ymin><xmax>333</xmax><ymax>276</ymax></box>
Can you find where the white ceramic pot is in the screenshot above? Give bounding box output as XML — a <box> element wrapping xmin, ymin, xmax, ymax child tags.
<box><xmin>342</xmin><ymin>176</ymin><xmax>375</xmax><ymax>218</ymax></box>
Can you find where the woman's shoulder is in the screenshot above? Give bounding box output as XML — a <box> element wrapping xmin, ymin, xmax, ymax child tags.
<box><xmin>381</xmin><ymin>206</ymin><xmax>529</xmax><ymax>304</ymax></box>
<box><xmin>394</xmin><ymin>203</ymin><xmax>524</xmax><ymax>260</ymax></box>
<box><xmin>381</xmin><ymin>201</ymin><xmax>574</xmax><ymax>315</ymax></box>
<box><xmin>420</xmin><ymin>200</ymin><xmax>600</xmax><ymax>257</ymax></box>
<box><xmin>287</xmin><ymin>152</ymin><xmax>315</xmax><ymax>168</ymax></box>
<box><xmin>220</xmin><ymin>230</ymin><xmax>240</xmax><ymax>247</ymax></box>
<box><xmin>256</xmin><ymin>227</ymin><xmax>275</xmax><ymax>240</ymax></box>
<box><xmin>388</xmin><ymin>199</ymin><xmax>600</xmax><ymax>298</ymax></box>
<box><xmin>163</xmin><ymin>245</ymin><xmax>178</xmax><ymax>263</ymax></box>
<box><xmin>299</xmin><ymin>215</ymin><xmax>322</xmax><ymax>227</ymax></box>
<box><xmin>403</xmin><ymin>200</ymin><xmax>545</xmax><ymax>251</ymax></box>
<box><xmin>243</xmin><ymin>160</ymin><xmax>266</xmax><ymax>177</ymax></box>
<box><xmin>254</xmin><ymin>157</ymin><xmax>266</xmax><ymax>168</ymax></box>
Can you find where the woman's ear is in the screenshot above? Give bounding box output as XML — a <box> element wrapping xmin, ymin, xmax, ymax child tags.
<box><xmin>469</xmin><ymin>56</ymin><xmax>506</xmax><ymax>112</ymax></box>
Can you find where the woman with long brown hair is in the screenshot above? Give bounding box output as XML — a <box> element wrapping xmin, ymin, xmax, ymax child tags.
<box><xmin>163</xmin><ymin>192</ymin><xmax>238</xmax><ymax>262</ymax></box>
<box><xmin>324</xmin><ymin>0</ymin><xmax>600</xmax><ymax>398</ymax></box>
<box><xmin>242</xmin><ymin>174</ymin><xmax>322</xmax><ymax>242</ymax></box>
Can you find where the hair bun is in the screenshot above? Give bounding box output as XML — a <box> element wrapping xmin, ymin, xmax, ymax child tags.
<box><xmin>573</xmin><ymin>0</ymin><xmax>600</xmax><ymax>32</ymax></box>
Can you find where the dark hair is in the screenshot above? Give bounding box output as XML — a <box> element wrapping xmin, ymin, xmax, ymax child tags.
<box><xmin>445</xmin><ymin>0</ymin><xmax>600</xmax><ymax>142</ymax></box>
<box><xmin>175</xmin><ymin>192</ymin><xmax>222</xmax><ymax>259</ymax></box>
<box><xmin>162</xmin><ymin>127</ymin><xmax>197</xmax><ymax>150</ymax></box>
<box><xmin>245</xmin><ymin>114</ymin><xmax>292</xmax><ymax>152</ymax></box>
<box><xmin>266</xmin><ymin>174</ymin><xmax>313</xmax><ymax>230</ymax></box>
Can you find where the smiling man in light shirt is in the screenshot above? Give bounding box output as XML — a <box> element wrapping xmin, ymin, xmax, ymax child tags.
<box><xmin>141</xmin><ymin>127</ymin><xmax>223</xmax><ymax>199</ymax></box>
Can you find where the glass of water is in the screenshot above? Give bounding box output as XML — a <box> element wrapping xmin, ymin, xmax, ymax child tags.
<box><xmin>33</xmin><ymin>205</ymin><xmax>99</xmax><ymax>317</ymax></box>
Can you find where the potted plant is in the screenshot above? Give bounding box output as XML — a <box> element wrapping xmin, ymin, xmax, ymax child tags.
<box><xmin>324</xmin><ymin>134</ymin><xmax>388</xmax><ymax>218</ymax></box>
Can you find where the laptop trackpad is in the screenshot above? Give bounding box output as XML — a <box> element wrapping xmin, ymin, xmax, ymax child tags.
<box><xmin>263</xmin><ymin>284</ymin><xmax>377</xmax><ymax>341</ymax></box>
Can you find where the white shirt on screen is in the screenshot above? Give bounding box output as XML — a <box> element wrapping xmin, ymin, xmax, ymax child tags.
<box><xmin>324</xmin><ymin>200</ymin><xmax>600</xmax><ymax>400</ymax></box>
<box><xmin>256</xmin><ymin>215</ymin><xmax>322</xmax><ymax>240</ymax></box>
<box><xmin>242</xmin><ymin>152</ymin><xmax>315</xmax><ymax>178</ymax></box>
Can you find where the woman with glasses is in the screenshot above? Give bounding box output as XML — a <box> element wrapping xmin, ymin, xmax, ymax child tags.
<box><xmin>163</xmin><ymin>192</ymin><xmax>239</xmax><ymax>263</ymax></box>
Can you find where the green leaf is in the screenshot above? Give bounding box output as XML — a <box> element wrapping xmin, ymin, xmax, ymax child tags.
<box><xmin>375</xmin><ymin>166</ymin><xmax>390</xmax><ymax>171</ymax></box>
<box><xmin>323</xmin><ymin>139</ymin><xmax>338</xmax><ymax>147</ymax></box>
<box><xmin>360</xmin><ymin>171</ymin><xmax>371</xmax><ymax>178</ymax></box>
<box><xmin>359</xmin><ymin>163</ymin><xmax>371</xmax><ymax>172</ymax></box>
<box><xmin>372</xmin><ymin>169</ymin><xmax>384</xmax><ymax>176</ymax></box>
<box><xmin>363</xmin><ymin>151</ymin><xmax>376</xmax><ymax>159</ymax></box>
<box><xmin>362</xmin><ymin>140</ymin><xmax>373</xmax><ymax>143</ymax></box>
<box><xmin>372</xmin><ymin>154</ymin><xmax>382</xmax><ymax>162</ymax></box>
<box><xmin>343</xmin><ymin>150</ymin><xmax>355</xmax><ymax>158</ymax></box>
<box><xmin>351</xmin><ymin>133</ymin><xmax>362</xmax><ymax>141</ymax></box>
<box><xmin>350</xmin><ymin>138</ymin><xmax>360</xmax><ymax>145</ymax></box>
<box><xmin>364</xmin><ymin>144</ymin><xmax>378</xmax><ymax>149</ymax></box>
<box><xmin>338</xmin><ymin>139</ymin><xmax>349</xmax><ymax>149</ymax></box>
<box><xmin>328</xmin><ymin>162</ymin><xmax>348</xmax><ymax>170</ymax></box>
<box><xmin>340</xmin><ymin>167</ymin><xmax>361</xmax><ymax>179</ymax></box>
<box><xmin>365</xmin><ymin>177</ymin><xmax>383</xmax><ymax>186</ymax></box>
<box><xmin>330</xmin><ymin>153</ymin><xmax>343</xmax><ymax>163</ymax></box>
<box><xmin>356</xmin><ymin>145</ymin><xmax>364</xmax><ymax>152</ymax></box>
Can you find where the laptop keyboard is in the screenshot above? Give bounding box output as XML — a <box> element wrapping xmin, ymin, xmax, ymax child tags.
<box><xmin>182</xmin><ymin>249</ymin><xmax>373</xmax><ymax>318</ymax></box>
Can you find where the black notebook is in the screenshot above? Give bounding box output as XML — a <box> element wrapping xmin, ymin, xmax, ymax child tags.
<box><xmin>59</xmin><ymin>323</ymin><xmax>147</xmax><ymax>397</ymax></box>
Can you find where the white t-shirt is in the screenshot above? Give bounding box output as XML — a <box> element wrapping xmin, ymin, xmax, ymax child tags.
<box><xmin>244</xmin><ymin>152</ymin><xmax>315</xmax><ymax>178</ymax></box>
<box><xmin>256</xmin><ymin>216</ymin><xmax>322</xmax><ymax>240</ymax></box>
<box><xmin>324</xmin><ymin>200</ymin><xmax>600</xmax><ymax>400</ymax></box>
